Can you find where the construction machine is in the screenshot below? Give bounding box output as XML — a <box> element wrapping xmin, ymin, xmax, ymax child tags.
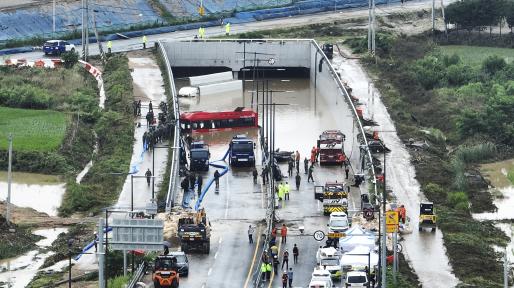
<box><xmin>152</xmin><ymin>255</ymin><xmax>180</xmax><ymax>288</ymax></box>
<box><xmin>177</xmin><ymin>208</ymin><xmax>211</xmax><ymax>253</ymax></box>
<box><xmin>419</xmin><ymin>202</ymin><xmax>436</xmax><ymax>232</ymax></box>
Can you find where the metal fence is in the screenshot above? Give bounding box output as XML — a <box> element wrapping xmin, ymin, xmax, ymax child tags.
<box><xmin>126</xmin><ymin>261</ymin><xmax>147</xmax><ymax>288</ymax></box>
<box><xmin>156</xmin><ymin>41</ymin><xmax>181</xmax><ymax>212</ymax></box>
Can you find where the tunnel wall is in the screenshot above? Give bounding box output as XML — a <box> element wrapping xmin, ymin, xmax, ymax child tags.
<box><xmin>161</xmin><ymin>40</ymin><xmax>311</xmax><ymax>71</ymax></box>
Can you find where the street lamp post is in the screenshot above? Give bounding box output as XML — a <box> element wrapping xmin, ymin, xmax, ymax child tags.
<box><xmin>67</xmin><ymin>238</ymin><xmax>74</xmax><ymax>288</ymax></box>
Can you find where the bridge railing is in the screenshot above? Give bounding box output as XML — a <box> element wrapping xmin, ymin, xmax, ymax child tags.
<box><xmin>156</xmin><ymin>41</ymin><xmax>181</xmax><ymax>212</ymax></box>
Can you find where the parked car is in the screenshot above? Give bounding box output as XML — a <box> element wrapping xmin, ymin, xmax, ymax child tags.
<box><xmin>169</xmin><ymin>251</ymin><xmax>189</xmax><ymax>277</ymax></box>
<box><xmin>43</xmin><ymin>40</ymin><xmax>75</xmax><ymax>55</ymax></box>
<box><xmin>328</xmin><ymin>212</ymin><xmax>350</xmax><ymax>233</ymax></box>
<box><xmin>345</xmin><ymin>271</ymin><xmax>369</xmax><ymax>287</ymax></box>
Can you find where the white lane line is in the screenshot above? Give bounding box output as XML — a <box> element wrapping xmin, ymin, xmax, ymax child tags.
<box><xmin>219</xmin><ymin>236</ymin><xmax>223</xmax><ymax>244</ymax></box>
<box><xmin>208</xmin><ymin>268</ymin><xmax>212</xmax><ymax>276</ymax></box>
<box><xmin>214</xmin><ymin>251</ymin><xmax>218</xmax><ymax>259</ymax></box>
<box><xmin>201</xmin><ymin>284</ymin><xmax>206</xmax><ymax>288</ymax></box>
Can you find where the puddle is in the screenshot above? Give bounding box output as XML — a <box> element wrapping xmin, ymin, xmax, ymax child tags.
<box><xmin>0</xmin><ymin>227</ymin><xmax>67</xmax><ymax>287</ymax></box>
<box><xmin>0</xmin><ymin>172</ymin><xmax>65</xmax><ymax>216</ymax></box>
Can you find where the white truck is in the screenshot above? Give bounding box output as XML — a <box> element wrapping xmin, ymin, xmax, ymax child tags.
<box><xmin>309</xmin><ymin>269</ymin><xmax>334</xmax><ymax>288</ymax></box>
<box><xmin>316</xmin><ymin>247</ymin><xmax>342</xmax><ymax>279</ymax></box>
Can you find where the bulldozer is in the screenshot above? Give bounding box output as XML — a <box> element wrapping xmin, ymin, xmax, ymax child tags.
<box><xmin>152</xmin><ymin>255</ymin><xmax>180</xmax><ymax>288</ymax></box>
<box><xmin>418</xmin><ymin>202</ymin><xmax>436</xmax><ymax>232</ymax></box>
<box><xmin>177</xmin><ymin>208</ymin><xmax>211</xmax><ymax>253</ymax></box>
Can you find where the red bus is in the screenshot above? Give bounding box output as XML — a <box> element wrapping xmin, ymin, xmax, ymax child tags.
<box><xmin>180</xmin><ymin>107</ymin><xmax>258</xmax><ymax>133</ymax></box>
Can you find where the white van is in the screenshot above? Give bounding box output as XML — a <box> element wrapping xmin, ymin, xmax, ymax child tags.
<box><xmin>309</xmin><ymin>280</ymin><xmax>332</xmax><ymax>288</ymax></box>
<box><xmin>328</xmin><ymin>211</ymin><xmax>350</xmax><ymax>233</ymax></box>
<box><xmin>345</xmin><ymin>271</ymin><xmax>369</xmax><ymax>287</ymax></box>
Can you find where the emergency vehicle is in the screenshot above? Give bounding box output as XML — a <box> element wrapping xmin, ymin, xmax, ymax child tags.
<box><xmin>317</xmin><ymin>130</ymin><xmax>346</xmax><ymax>165</ymax></box>
<box><xmin>314</xmin><ymin>182</ymin><xmax>348</xmax><ymax>215</ymax></box>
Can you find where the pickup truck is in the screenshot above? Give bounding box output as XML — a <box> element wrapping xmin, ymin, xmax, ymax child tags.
<box><xmin>43</xmin><ymin>40</ymin><xmax>75</xmax><ymax>55</ymax></box>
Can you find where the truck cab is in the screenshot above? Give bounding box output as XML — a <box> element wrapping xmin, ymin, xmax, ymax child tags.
<box><xmin>229</xmin><ymin>135</ymin><xmax>255</xmax><ymax>166</ymax></box>
<box><xmin>317</xmin><ymin>130</ymin><xmax>346</xmax><ymax>165</ymax></box>
<box><xmin>189</xmin><ymin>141</ymin><xmax>210</xmax><ymax>171</ymax></box>
<box><xmin>316</xmin><ymin>247</ymin><xmax>342</xmax><ymax>279</ymax></box>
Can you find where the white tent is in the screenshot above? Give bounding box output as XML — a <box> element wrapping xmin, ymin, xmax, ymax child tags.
<box><xmin>340</xmin><ymin>245</ymin><xmax>379</xmax><ymax>270</ymax></box>
<box><xmin>339</xmin><ymin>225</ymin><xmax>376</xmax><ymax>252</ymax></box>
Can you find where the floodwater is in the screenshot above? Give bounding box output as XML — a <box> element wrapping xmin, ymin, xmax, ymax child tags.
<box><xmin>473</xmin><ymin>159</ymin><xmax>514</xmax><ymax>221</ymax></box>
<box><xmin>0</xmin><ymin>172</ymin><xmax>65</xmax><ymax>216</ymax></box>
<box><xmin>332</xmin><ymin>54</ymin><xmax>459</xmax><ymax>287</ymax></box>
<box><xmin>0</xmin><ymin>227</ymin><xmax>67</xmax><ymax>288</ymax></box>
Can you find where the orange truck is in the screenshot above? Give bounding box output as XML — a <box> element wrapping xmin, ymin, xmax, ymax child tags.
<box><xmin>152</xmin><ymin>255</ymin><xmax>180</xmax><ymax>288</ymax></box>
<box><xmin>317</xmin><ymin>130</ymin><xmax>346</xmax><ymax>165</ymax></box>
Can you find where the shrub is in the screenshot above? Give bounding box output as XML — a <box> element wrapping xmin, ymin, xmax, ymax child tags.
<box><xmin>443</xmin><ymin>53</ymin><xmax>461</xmax><ymax>66</ymax></box>
<box><xmin>62</xmin><ymin>51</ymin><xmax>79</xmax><ymax>68</ymax></box>
<box><xmin>447</xmin><ymin>191</ymin><xmax>469</xmax><ymax>208</ymax></box>
<box><xmin>412</xmin><ymin>55</ymin><xmax>446</xmax><ymax>89</ymax></box>
<box><xmin>447</xmin><ymin>64</ymin><xmax>474</xmax><ymax>86</ymax></box>
<box><xmin>482</xmin><ymin>55</ymin><xmax>506</xmax><ymax>75</ymax></box>
<box><xmin>454</xmin><ymin>142</ymin><xmax>497</xmax><ymax>164</ymax></box>
<box><xmin>423</xmin><ymin>182</ymin><xmax>446</xmax><ymax>201</ymax></box>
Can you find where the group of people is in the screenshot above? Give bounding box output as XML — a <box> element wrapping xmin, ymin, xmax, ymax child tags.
<box><xmin>132</xmin><ymin>100</ymin><xmax>142</xmax><ymax>116</ymax></box>
<box><xmin>140</xmin><ymin>101</ymin><xmax>174</xmax><ymax>151</ymax></box>
<box><xmin>181</xmin><ymin>172</ymin><xmax>204</xmax><ymax>198</ymax></box>
<box><xmin>276</xmin><ymin>182</ymin><xmax>291</xmax><ymax>201</ymax></box>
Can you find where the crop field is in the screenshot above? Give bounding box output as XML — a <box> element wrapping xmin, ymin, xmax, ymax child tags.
<box><xmin>0</xmin><ymin>107</ymin><xmax>69</xmax><ymax>151</ymax></box>
<box><xmin>438</xmin><ymin>45</ymin><xmax>514</xmax><ymax>66</ymax></box>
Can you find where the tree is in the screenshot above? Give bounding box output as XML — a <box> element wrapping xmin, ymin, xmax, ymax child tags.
<box><xmin>482</xmin><ymin>55</ymin><xmax>506</xmax><ymax>75</ymax></box>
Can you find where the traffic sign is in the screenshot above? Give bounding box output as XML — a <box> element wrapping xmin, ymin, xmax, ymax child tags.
<box><xmin>268</xmin><ymin>58</ymin><xmax>275</xmax><ymax>65</ymax></box>
<box><xmin>328</xmin><ymin>232</ymin><xmax>345</xmax><ymax>238</ymax></box>
<box><xmin>386</xmin><ymin>211</ymin><xmax>399</xmax><ymax>225</ymax></box>
<box><xmin>313</xmin><ymin>230</ymin><xmax>325</xmax><ymax>241</ymax></box>
<box><xmin>363</xmin><ymin>207</ymin><xmax>374</xmax><ymax>221</ymax></box>
<box><xmin>111</xmin><ymin>218</ymin><xmax>164</xmax><ymax>251</ymax></box>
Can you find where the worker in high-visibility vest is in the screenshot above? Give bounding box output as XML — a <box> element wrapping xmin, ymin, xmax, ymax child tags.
<box><xmin>225</xmin><ymin>22</ymin><xmax>230</xmax><ymax>36</ymax></box>
<box><xmin>198</xmin><ymin>27</ymin><xmax>203</xmax><ymax>39</ymax></box>
<box><xmin>142</xmin><ymin>35</ymin><xmax>148</xmax><ymax>49</ymax></box>
<box><xmin>107</xmin><ymin>40</ymin><xmax>112</xmax><ymax>54</ymax></box>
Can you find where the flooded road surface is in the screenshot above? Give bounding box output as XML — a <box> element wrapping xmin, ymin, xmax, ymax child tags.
<box><xmin>333</xmin><ymin>55</ymin><xmax>459</xmax><ymax>287</ymax></box>
<box><xmin>0</xmin><ymin>227</ymin><xmax>67</xmax><ymax>287</ymax></box>
<box><xmin>0</xmin><ymin>172</ymin><xmax>65</xmax><ymax>217</ymax></box>
<box><xmin>176</xmin><ymin>75</ymin><xmax>366</xmax><ymax>287</ymax></box>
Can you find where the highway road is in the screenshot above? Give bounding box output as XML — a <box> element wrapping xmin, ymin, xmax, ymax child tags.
<box><xmin>4</xmin><ymin>0</ymin><xmax>448</xmax><ymax>62</ymax></box>
<box><xmin>170</xmin><ymin>75</ymin><xmax>366</xmax><ymax>288</ymax></box>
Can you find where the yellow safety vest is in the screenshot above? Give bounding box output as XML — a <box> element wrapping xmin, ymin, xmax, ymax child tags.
<box><xmin>261</xmin><ymin>263</ymin><xmax>267</xmax><ymax>272</ymax></box>
<box><xmin>266</xmin><ymin>263</ymin><xmax>272</xmax><ymax>272</ymax></box>
<box><xmin>225</xmin><ymin>23</ymin><xmax>230</xmax><ymax>34</ymax></box>
<box><xmin>143</xmin><ymin>35</ymin><xmax>147</xmax><ymax>43</ymax></box>
<box><xmin>107</xmin><ymin>41</ymin><xmax>112</xmax><ymax>49</ymax></box>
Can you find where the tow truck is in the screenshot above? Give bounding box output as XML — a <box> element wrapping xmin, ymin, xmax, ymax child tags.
<box><xmin>315</xmin><ymin>182</ymin><xmax>348</xmax><ymax>215</ymax></box>
<box><xmin>317</xmin><ymin>130</ymin><xmax>346</xmax><ymax>165</ymax></box>
<box><xmin>189</xmin><ymin>141</ymin><xmax>210</xmax><ymax>171</ymax></box>
<box><xmin>177</xmin><ymin>208</ymin><xmax>211</xmax><ymax>253</ymax></box>
<box><xmin>229</xmin><ymin>134</ymin><xmax>255</xmax><ymax>166</ymax></box>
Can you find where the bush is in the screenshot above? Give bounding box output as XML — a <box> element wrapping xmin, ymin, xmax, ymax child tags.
<box><xmin>482</xmin><ymin>55</ymin><xmax>506</xmax><ymax>75</ymax></box>
<box><xmin>423</xmin><ymin>182</ymin><xmax>446</xmax><ymax>200</ymax></box>
<box><xmin>412</xmin><ymin>55</ymin><xmax>446</xmax><ymax>89</ymax></box>
<box><xmin>62</xmin><ymin>51</ymin><xmax>79</xmax><ymax>68</ymax></box>
<box><xmin>447</xmin><ymin>191</ymin><xmax>469</xmax><ymax>209</ymax></box>
<box><xmin>442</xmin><ymin>53</ymin><xmax>461</xmax><ymax>66</ymax></box>
<box><xmin>447</xmin><ymin>64</ymin><xmax>474</xmax><ymax>86</ymax></box>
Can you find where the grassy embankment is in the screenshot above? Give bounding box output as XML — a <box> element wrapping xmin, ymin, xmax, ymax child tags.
<box><xmin>59</xmin><ymin>55</ymin><xmax>135</xmax><ymax>216</ymax></box>
<box><xmin>0</xmin><ymin>215</ymin><xmax>42</xmax><ymax>259</ymax></box>
<box><xmin>344</xmin><ymin>33</ymin><xmax>513</xmax><ymax>286</ymax></box>
<box><xmin>0</xmin><ymin>65</ymin><xmax>98</xmax><ymax>174</ymax></box>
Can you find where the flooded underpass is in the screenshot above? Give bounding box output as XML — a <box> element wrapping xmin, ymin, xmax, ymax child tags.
<box><xmin>173</xmin><ymin>69</ymin><xmax>366</xmax><ymax>287</ymax></box>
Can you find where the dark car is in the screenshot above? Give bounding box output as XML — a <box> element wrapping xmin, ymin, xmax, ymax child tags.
<box><xmin>170</xmin><ymin>251</ymin><xmax>189</xmax><ymax>277</ymax></box>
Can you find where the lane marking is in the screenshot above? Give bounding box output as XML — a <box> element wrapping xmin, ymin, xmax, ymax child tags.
<box><xmin>224</xmin><ymin>175</ymin><xmax>230</xmax><ymax>219</ymax></box>
<box><xmin>268</xmin><ymin>240</ymin><xmax>282</xmax><ymax>288</ymax></box>
<box><xmin>201</xmin><ymin>284</ymin><xmax>206</xmax><ymax>288</ymax></box>
<box><xmin>214</xmin><ymin>251</ymin><xmax>218</xmax><ymax>259</ymax></box>
<box><xmin>208</xmin><ymin>268</ymin><xmax>212</xmax><ymax>276</ymax></box>
<box><xmin>219</xmin><ymin>237</ymin><xmax>223</xmax><ymax>244</ymax></box>
<box><xmin>244</xmin><ymin>228</ymin><xmax>262</xmax><ymax>288</ymax></box>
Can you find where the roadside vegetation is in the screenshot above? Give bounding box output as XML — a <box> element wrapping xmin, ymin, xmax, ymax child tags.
<box><xmin>344</xmin><ymin>19</ymin><xmax>514</xmax><ymax>288</ymax></box>
<box><xmin>0</xmin><ymin>215</ymin><xmax>42</xmax><ymax>260</ymax></box>
<box><xmin>59</xmin><ymin>55</ymin><xmax>135</xmax><ymax>216</ymax></box>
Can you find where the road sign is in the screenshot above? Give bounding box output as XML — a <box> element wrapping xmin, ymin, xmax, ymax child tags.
<box><xmin>313</xmin><ymin>230</ymin><xmax>325</xmax><ymax>241</ymax></box>
<box><xmin>198</xmin><ymin>6</ymin><xmax>205</xmax><ymax>16</ymax></box>
<box><xmin>268</xmin><ymin>58</ymin><xmax>275</xmax><ymax>65</ymax></box>
<box><xmin>111</xmin><ymin>218</ymin><xmax>164</xmax><ymax>251</ymax></box>
<box><xmin>363</xmin><ymin>207</ymin><xmax>374</xmax><ymax>221</ymax></box>
<box><xmin>328</xmin><ymin>232</ymin><xmax>345</xmax><ymax>238</ymax></box>
<box><xmin>386</xmin><ymin>210</ymin><xmax>399</xmax><ymax>233</ymax></box>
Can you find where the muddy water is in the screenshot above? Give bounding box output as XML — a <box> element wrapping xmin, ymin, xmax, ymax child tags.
<box><xmin>0</xmin><ymin>172</ymin><xmax>65</xmax><ymax>216</ymax></box>
<box><xmin>473</xmin><ymin>159</ymin><xmax>514</xmax><ymax>221</ymax></box>
<box><xmin>0</xmin><ymin>227</ymin><xmax>67</xmax><ymax>287</ymax></box>
<box><xmin>333</xmin><ymin>55</ymin><xmax>459</xmax><ymax>287</ymax></box>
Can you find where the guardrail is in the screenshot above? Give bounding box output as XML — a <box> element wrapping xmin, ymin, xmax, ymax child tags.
<box><xmin>156</xmin><ymin>41</ymin><xmax>181</xmax><ymax>212</ymax></box>
<box><xmin>127</xmin><ymin>261</ymin><xmax>147</xmax><ymax>288</ymax></box>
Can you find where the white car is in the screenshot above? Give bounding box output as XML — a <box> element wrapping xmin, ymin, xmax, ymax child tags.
<box><xmin>328</xmin><ymin>211</ymin><xmax>350</xmax><ymax>233</ymax></box>
<box><xmin>345</xmin><ymin>271</ymin><xmax>369</xmax><ymax>287</ymax></box>
<box><xmin>310</xmin><ymin>269</ymin><xmax>334</xmax><ymax>288</ymax></box>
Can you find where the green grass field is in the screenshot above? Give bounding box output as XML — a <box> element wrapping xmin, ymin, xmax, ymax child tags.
<box><xmin>438</xmin><ymin>45</ymin><xmax>514</xmax><ymax>66</ymax></box>
<box><xmin>0</xmin><ymin>107</ymin><xmax>69</xmax><ymax>152</ymax></box>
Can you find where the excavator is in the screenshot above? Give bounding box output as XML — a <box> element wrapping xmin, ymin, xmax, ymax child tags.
<box><xmin>177</xmin><ymin>208</ymin><xmax>211</xmax><ymax>253</ymax></box>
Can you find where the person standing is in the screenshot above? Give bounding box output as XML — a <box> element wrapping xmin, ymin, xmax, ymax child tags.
<box><xmin>149</xmin><ymin>101</ymin><xmax>153</xmax><ymax>112</ymax></box>
<box><xmin>287</xmin><ymin>268</ymin><xmax>294</xmax><ymax>288</ymax></box>
<box><xmin>310</xmin><ymin>146</ymin><xmax>316</xmax><ymax>164</ymax></box>
<box><xmin>281</xmin><ymin>271</ymin><xmax>288</xmax><ymax>288</ymax></box>
<box><xmin>266</xmin><ymin>261</ymin><xmax>272</xmax><ymax>280</ymax></box>
<box><xmin>189</xmin><ymin>173</ymin><xmax>196</xmax><ymax>192</ymax></box>
<box><xmin>107</xmin><ymin>40</ymin><xmax>112</xmax><ymax>54</ymax></box>
<box><xmin>261</xmin><ymin>262</ymin><xmax>267</xmax><ymax>282</ymax></box>
<box><xmin>308</xmin><ymin>165</ymin><xmax>314</xmax><ymax>183</ymax></box>
<box><xmin>225</xmin><ymin>22</ymin><xmax>230</xmax><ymax>36</ymax></box>
<box><xmin>271</xmin><ymin>243</ymin><xmax>278</xmax><ymax>258</ymax></box>
<box><xmin>273</xmin><ymin>255</ymin><xmax>280</xmax><ymax>275</ymax></box>
<box><xmin>284</xmin><ymin>182</ymin><xmax>290</xmax><ymax>200</ymax></box>
<box><xmin>295</xmin><ymin>173</ymin><xmax>301</xmax><ymax>190</ymax></box>
<box><xmin>281</xmin><ymin>249</ymin><xmax>289</xmax><ymax>269</ymax></box>
<box><xmin>281</xmin><ymin>224</ymin><xmax>287</xmax><ymax>243</ymax></box>
<box><xmin>261</xmin><ymin>167</ymin><xmax>267</xmax><ymax>185</ymax></box>
<box><xmin>181</xmin><ymin>176</ymin><xmax>189</xmax><ymax>194</ymax></box>
<box><xmin>345</xmin><ymin>165</ymin><xmax>350</xmax><ymax>179</ymax></box>
<box><xmin>214</xmin><ymin>170</ymin><xmax>220</xmax><ymax>189</ymax></box>
<box><xmin>287</xmin><ymin>159</ymin><xmax>293</xmax><ymax>177</ymax></box>
<box><xmin>197</xmin><ymin>174</ymin><xmax>203</xmax><ymax>197</ymax></box>
<box><xmin>137</xmin><ymin>100</ymin><xmax>142</xmax><ymax>116</ymax></box>
<box><xmin>145</xmin><ymin>169</ymin><xmax>152</xmax><ymax>186</ymax></box>
<box><xmin>253</xmin><ymin>168</ymin><xmax>258</xmax><ymax>184</ymax></box>
<box><xmin>304</xmin><ymin>157</ymin><xmax>309</xmax><ymax>174</ymax></box>
<box><xmin>292</xmin><ymin>244</ymin><xmax>299</xmax><ymax>264</ymax></box>
<box><xmin>142</xmin><ymin>35</ymin><xmax>147</xmax><ymax>49</ymax></box>
<box><xmin>248</xmin><ymin>225</ymin><xmax>254</xmax><ymax>244</ymax></box>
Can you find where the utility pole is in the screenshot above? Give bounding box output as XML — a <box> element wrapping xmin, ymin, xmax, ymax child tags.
<box><xmin>381</xmin><ymin>150</ymin><xmax>387</xmax><ymax>287</ymax></box>
<box><xmin>368</xmin><ymin>0</ymin><xmax>372</xmax><ymax>52</ymax></box>
<box><xmin>504</xmin><ymin>247</ymin><xmax>508</xmax><ymax>288</ymax></box>
<box><xmin>432</xmin><ymin>0</ymin><xmax>436</xmax><ymax>32</ymax></box>
<box><xmin>52</xmin><ymin>0</ymin><xmax>56</xmax><ymax>35</ymax></box>
<box><xmin>81</xmin><ymin>0</ymin><xmax>89</xmax><ymax>61</ymax></box>
<box><xmin>92</xmin><ymin>10</ymin><xmax>105</xmax><ymax>63</ymax></box>
<box><xmin>98</xmin><ymin>218</ymin><xmax>105</xmax><ymax>288</ymax></box>
<box><xmin>393</xmin><ymin>229</ymin><xmax>398</xmax><ymax>282</ymax></box>
<box><xmin>372</xmin><ymin>0</ymin><xmax>376</xmax><ymax>55</ymax></box>
<box><xmin>6</xmin><ymin>134</ymin><xmax>13</xmax><ymax>225</ymax></box>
